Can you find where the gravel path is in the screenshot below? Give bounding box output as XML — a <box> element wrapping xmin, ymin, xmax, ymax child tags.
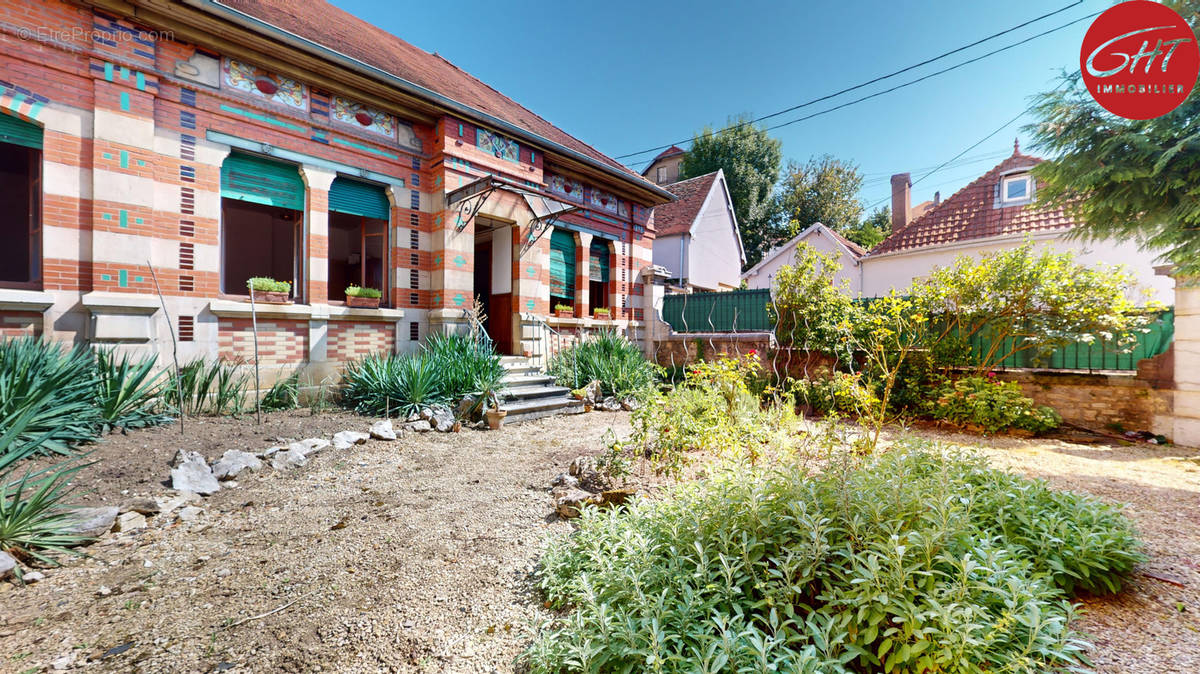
<box><xmin>0</xmin><ymin>412</ymin><xmax>631</xmax><ymax>673</ymax></box>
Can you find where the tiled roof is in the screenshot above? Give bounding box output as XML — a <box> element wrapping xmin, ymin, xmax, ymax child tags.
<box><xmin>653</xmin><ymin>146</ymin><xmax>686</xmax><ymax>161</ymax></box>
<box><xmin>654</xmin><ymin>171</ymin><xmax>719</xmax><ymax>236</ymax></box>
<box><xmin>872</xmin><ymin>152</ymin><xmax>1074</xmax><ymax>255</ymax></box>
<box><xmin>216</xmin><ymin>0</ymin><xmax>654</xmax><ymax>188</ymax></box>
<box><xmin>826</xmin><ymin>227</ymin><xmax>867</xmax><ymax>257</ymax></box>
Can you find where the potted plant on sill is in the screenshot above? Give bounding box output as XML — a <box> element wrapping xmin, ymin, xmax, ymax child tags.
<box><xmin>246</xmin><ymin>277</ymin><xmax>292</xmax><ymax>304</ymax></box>
<box><xmin>592</xmin><ymin>307</ymin><xmax>611</xmax><ymax>320</ymax></box>
<box><xmin>554</xmin><ymin>303</ymin><xmax>573</xmax><ymax>319</ymax></box>
<box><xmin>345</xmin><ymin>284</ymin><xmax>382</xmax><ymax>308</ymax></box>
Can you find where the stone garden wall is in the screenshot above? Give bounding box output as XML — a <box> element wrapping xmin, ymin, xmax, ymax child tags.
<box><xmin>996</xmin><ymin>366</ymin><xmax>1170</xmax><ymax>433</ymax></box>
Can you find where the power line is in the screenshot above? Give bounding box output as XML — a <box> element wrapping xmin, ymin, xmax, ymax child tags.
<box><xmin>618</xmin><ymin>0</ymin><xmax>1088</xmax><ymax>161</ymax></box>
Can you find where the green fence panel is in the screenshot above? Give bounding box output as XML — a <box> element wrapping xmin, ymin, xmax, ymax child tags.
<box><xmin>661</xmin><ymin>289</ymin><xmax>773</xmax><ymax>332</ymax></box>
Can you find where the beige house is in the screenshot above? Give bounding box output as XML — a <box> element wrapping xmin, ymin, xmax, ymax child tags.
<box><xmin>651</xmin><ymin>170</ymin><xmax>745</xmax><ymax>292</ymax></box>
<box><xmin>642</xmin><ymin>146</ymin><xmax>686</xmax><ymax>186</ymax></box>
<box><xmin>741</xmin><ymin>223</ymin><xmax>865</xmax><ymax>293</ymax></box>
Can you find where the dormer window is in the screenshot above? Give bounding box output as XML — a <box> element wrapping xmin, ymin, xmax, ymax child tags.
<box><xmin>1001</xmin><ymin>174</ymin><xmax>1032</xmax><ymax>204</ymax></box>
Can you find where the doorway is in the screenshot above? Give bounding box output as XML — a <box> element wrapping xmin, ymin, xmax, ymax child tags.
<box><xmin>474</xmin><ymin>219</ymin><xmax>514</xmax><ymax>354</ymax></box>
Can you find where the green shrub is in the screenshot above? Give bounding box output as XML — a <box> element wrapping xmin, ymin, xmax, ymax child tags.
<box><xmin>260</xmin><ymin>371</ymin><xmax>300</xmax><ymax>412</ymax></box>
<box><xmin>0</xmin><ymin>338</ymin><xmax>101</xmax><ymax>469</ymax></box>
<box><xmin>422</xmin><ymin>333</ymin><xmax>504</xmax><ymax>402</ymax></box>
<box><xmin>548</xmin><ymin>330</ymin><xmax>659</xmax><ymax>397</ymax></box>
<box><xmin>94</xmin><ymin>348</ymin><xmax>171</xmax><ymax>431</ymax></box>
<box><xmin>527</xmin><ymin>443</ymin><xmax>1142</xmax><ymax>673</ymax></box>
<box><xmin>927</xmin><ymin>376</ymin><xmax>1061</xmax><ymax>433</ymax></box>
<box><xmin>166</xmin><ymin>357</ymin><xmax>248</xmax><ymax>416</ymax></box>
<box><xmin>246</xmin><ymin>277</ymin><xmax>291</xmax><ymax>293</ymax></box>
<box><xmin>1</xmin><ymin>461</ymin><xmax>93</xmax><ymax>575</ymax></box>
<box><xmin>344</xmin><ymin>284</ymin><xmax>382</xmax><ymax>298</ymax></box>
<box><xmin>340</xmin><ymin>352</ymin><xmax>444</xmax><ymax>417</ymax></box>
<box><xmin>789</xmin><ymin>368</ymin><xmax>878</xmax><ymax>416</ymax></box>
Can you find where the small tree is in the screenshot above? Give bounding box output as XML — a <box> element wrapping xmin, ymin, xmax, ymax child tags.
<box><xmin>913</xmin><ymin>244</ymin><xmax>1158</xmax><ymax>376</ymax></box>
<box><xmin>769</xmin><ymin>242</ymin><xmax>857</xmax><ymax>364</ymax></box>
<box><xmin>850</xmin><ymin>292</ymin><xmax>930</xmax><ymax>452</ymax></box>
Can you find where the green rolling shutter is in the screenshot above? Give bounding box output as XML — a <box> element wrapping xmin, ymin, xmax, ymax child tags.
<box><xmin>220</xmin><ymin>152</ymin><xmax>304</xmax><ymax>210</ymax></box>
<box><xmin>0</xmin><ymin>113</ymin><xmax>43</xmax><ymax>149</ymax></box>
<box><xmin>329</xmin><ymin>176</ymin><xmax>391</xmax><ymax>220</ymax></box>
<box><xmin>589</xmin><ymin>240</ymin><xmax>610</xmax><ymax>283</ymax></box>
<box><xmin>549</xmin><ymin>229</ymin><xmax>576</xmax><ymax>300</ymax></box>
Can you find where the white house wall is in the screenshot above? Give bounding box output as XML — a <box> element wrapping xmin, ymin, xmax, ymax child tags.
<box><xmin>652</xmin><ymin>233</ymin><xmax>687</xmax><ymax>284</ymax></box>
<box><xmin>685</xmin><ymin>192</ymin><xmax>743</xmax><ymax>291</ymax></box>
<box><xmin>859</xmin><ymin>234</ymin><xmax>1174</xmax><ymax>305</ymax></box>
<box><xmin>743</xmin><ymin>230</ymin><xmax>861</xmax><ymax>294</ymax></box>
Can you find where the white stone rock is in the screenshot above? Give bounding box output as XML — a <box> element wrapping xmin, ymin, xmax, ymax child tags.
<box><xmin>298</xmin><ymin>438</ymin><xmax>331</xmax><ymax>453</ymax></box>
<box><xmin>0</xmin><ymin>551</ymin><xmax>15</xmax><ymax>579</ymax></box>
<box><xmin>271</xmin><ymin>447</ymin><xmax>308</xmax><ymax>470</ymax></box>
<box><xmin>178</xmin><ymin>506</ymin><xmax>204</xmax><ymax>523</ymax></box>
<box><xmin>370</xmin><ymin>419</ymin><xmax>397</xmax><ymax>441</ymax></box>
<box><xmin>212</xmin><ymin>450</ymin><xmax>263</xmax><ymax>480</ymax></box>
<box><xmin>61</xmin><ymin>506</ymin><xmax>119</xmax><ymax>539</ymax></box>
<box><xmin>431</xmin><ymin>406</ymin><xmax>455</xmax><ymax>432</ymax></box>
<box><xmin>22</xmin><ymin>570</ymin><xmax>45</xmax><ymax>583</ymax></box>
<box><xmin>157</xmin><ymin>491</ymin><xmax>200</xmax><ymax>517</ymax></box>
<box><xmin>331</xmin><ymin>430</ymin><xmax>370</xmax><ymax>449</ymax></box>
<box><xmin>50</xmin><ymin>652</ymin><xmax>77</xmax><ymax>670</ymax></box>
<box><xmin>170</xmin><ymin>452</ymin><xmax>220</xmax><ymax>496</ymax></box>
<box><xmin>114</xmin><ymin>511</ymin><xmax>146</xmax><ymax>532</ymax></box>
<box><xmin>405</xmin><ymin>420</ymin><xmax>432</xmax><ymax>432</ymax></box>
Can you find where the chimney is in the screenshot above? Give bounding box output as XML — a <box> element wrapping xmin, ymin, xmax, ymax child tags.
<box><xmin>890</xmin><ymin>173</ymin><xmax>911</xmax><ymax>232</ymax></box>
<box><xmin>933</xmin><ymin>191</ymin><xmax>941</xmax><ymax>207</ymax></box>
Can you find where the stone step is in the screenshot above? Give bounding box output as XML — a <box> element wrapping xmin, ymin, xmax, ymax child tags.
<box><xmin>502</xmin><ymin>384</ymin><xmax>572</xmax><ymax>401</ymax></box>
<box><xmin>500</xmin><ymin>395</ymin><xmax>585</xmax><ymax>425</ymax></box>
<box><xmin>501</xmin><ymin>373</ymin><xmax>554</xmax><ymax>386</ymax></box>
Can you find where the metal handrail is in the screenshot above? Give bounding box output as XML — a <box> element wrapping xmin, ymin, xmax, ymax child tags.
<box><xmin>521</xmin><ymin>312</ymin><xmax>582</xmax><ymax>387</ymax></box>
<box><xmin>462</xmin><ymin>307</ymin><xmax>494</xmax><ymax>352</ymax></box>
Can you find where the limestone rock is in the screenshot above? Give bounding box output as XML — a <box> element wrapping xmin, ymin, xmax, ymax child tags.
<box><xmin>430</xmin><ymin>406</ymin><xmax>455</xmax><ymax>432</ymax></box>
<box><xmin>212</xmin><ymin>450</ymin><xmax>263</xmax><ymax>480</ymax></box>
<box><xmin>61</xmin><ymin>506</ymin><xmax>119</xmax><ymax>539</ymax></box>
<box><xmin>551</xmin><ymin>473</ymin><xmax>579</xmax><ymax>489</ymax></box>
<box><xmin>419</xmin><ymin>407</ymin><xmax>434</xmax><ymax>421</ymax></box>
<box><xmin>170</xmin><ymin>451</ymin><xmax>220</xmax><ymax>495</ymax></box>
<box><xmin>600</xmin><ymin>487</ymin><xmax>638</xmax><ymax>507</ymax></box>
<box><xmin>178</xmin><ymin>505</ymin><xmax>204</xmax><ymax>523</ymax></box>
<box><xmin>119</xmin><ymin>497</ymin><xmax>160</xmax><ymax>516</ymax></box>
<box><xmin>370</xmin><ymin>419</ymin><xmax>397</xmax><ymax>441</ymax></box>
<box><xmin>568</xmin><ymin>456</ymin><xmax>596</xmax><ymax>477</ymax></box>
<box><xmin>405</xmin><ymin>420</ymin><xmax>432</xmax><ymax>432</ymax></box>
<box><xmin>554</xmin><ymin>488</ymin><xmax>601</xmax><ymax>519</ymax></box>
<box><xmin>620</xmin><ymin>398</ymin><xmax>641</xmax><ymax>412</ymax></box>
<box><xmin>0</xmin><ymin>551</ymin><xmax>15</xmax><ymax>579</ymax></box>
<box><xmin>22</xmin><ymin>570</ymin><xmax>45</xmax><ymax>583</ymax></box>
<box><xmin>157</xmin><ymin>491</ymin><xmax>200</xmax><ymax>517</ymax></box>
<box><xmin>297</xmin><ymin>438</ymin><xmax>331</xmax><ymax>453</ymax></box>
<box><xmin>583</xmin><ymin>380</ymin><xmax>603</xmax><ymax>405</ymax></box>
<box><xmin>258</xmin><ymin>446</ymin><xmax>286</xmax><ymax>459</ymax></box>
<box><xmin>599</xmin><ymin>397</ymin><xmax>622</xmax><ymax>412</ymax></box>
<box><xmin>271</xmin><ymin>447</ymin><xmax>308</xmax><ymax>470</ymax></box>
<box><xmin>332</xmin><ymin>430</ymin><xmax>370</xmax><ymax>450</ymax></box>
<box><xmin>114</xmin><ymin>511</ymin><xmax>146</xmax><ymax>532</ymax></box>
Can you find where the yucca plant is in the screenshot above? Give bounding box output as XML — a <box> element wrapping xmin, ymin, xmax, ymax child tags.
<box><xmin>94</xmin><ymin>348</ymin><xmax>172</xmax><ymax>431</ymax></box>
<box><xmin>340</xmin><ymin>352</ymin><xmax>445</xmax><ymax>417</ymax></box>
<box><xmin>422</xmin><ymin>333</ymin><xmax>505</xmax><ymax>402</ymax></box>
<box><xmin>1</xmin><ymin>460</ymin><xmax>93</xmax><ymax>578</ymax></box>
<box><xmin>0</xmin><ymin>338</ymin><xmax>101</xmax><ymax>467</ymax></box>
<box><xmin>166</xmin><ymin>357</ymin><xmax>248</xmax><ymax>416</ymax></box>
<box><xmin>548</xmin><ymin>330</ymin><xmax>659</xmax><ymax>396</ymax></box>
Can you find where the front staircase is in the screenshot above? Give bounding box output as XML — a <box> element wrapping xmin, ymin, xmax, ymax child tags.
<box><xmin>498</xmin><ymin>355</ymin><xmax>584</xmax><ymax>424</ymax></box>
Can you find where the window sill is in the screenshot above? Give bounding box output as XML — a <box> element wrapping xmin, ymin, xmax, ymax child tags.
<box><xmin>208</xmin><ymin>300</ymin><xmax>404</xmax><ymax>322</ymax></box>
<box><xmin>324</xmin><ymin>305</ymin><xmax>405</xmax><ymax>322</ymax></box>
<box><xmin>0</xmin><ymin>288</ymin><xmax>54</xmax><ymax>312</ymax></box>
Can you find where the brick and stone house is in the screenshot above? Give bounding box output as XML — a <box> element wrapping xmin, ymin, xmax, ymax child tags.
<box><xmin>0</xmin><ymin>0</ymin><xmax>672</xmax><ymax>383</ymax></box>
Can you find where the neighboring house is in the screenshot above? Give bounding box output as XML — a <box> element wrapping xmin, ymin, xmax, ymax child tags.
<box><xmin>0</xmin><ymin>0</ymin><xmax>672</xmax><ymax>374</ymax></box>
<box><xmin>741</xmin><ymin>223</ymin><xmax>865</xmax><ymax>293</ymax></box>
<box><xmin>651</xmin><ymin>170</ymin><xmax>746</xmax><ymax>292</ymax></box>
<box><xmin>642</xmin><ymin>146</ymin><xmax>686</xmax><ymax>185</ymax></box>
<box><xmin>859</xmin><ymin>143</ymin><xmax>1174</xmax><ymax>304</ymax></box>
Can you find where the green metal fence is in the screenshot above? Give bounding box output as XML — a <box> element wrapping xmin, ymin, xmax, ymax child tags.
<box><xmin>660</xmin><ymin>289</ymin><xmax>772</xmax><ymax>332</ymax></box>
<box><xmin>966</xmin><ymin>309</ymin><xmax>1174</xmax><ymax>372</ymax></box>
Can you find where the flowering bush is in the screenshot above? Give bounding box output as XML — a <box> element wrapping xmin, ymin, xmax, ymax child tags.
<box><xmin>927</xmin><ymin>375</ymin><xmax>1061</xmax><ymax>433</ymax></box>
<box><xmin>788</xmin><ymin>367</ymin><xmax>878</xmax><ymax>416</ymax></box>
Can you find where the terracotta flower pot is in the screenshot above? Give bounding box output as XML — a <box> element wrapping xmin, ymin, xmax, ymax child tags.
<box><xmin>346</xmin><ymin>295</ymin><xmax>380</xmax><ymax>308</ymax></box>
<box><xmin>555</xmin><ymin>309</ymin><xmax>573</xmax><ymax>318</ymax></box>
<box><xmin>250</xmin><ymin>289</ymin><xmax>290</xmax><ymax>304</ymax></box>
<box><xmin>486</xmin><ymin>408</ymin><xmax>507</xmax><ymax>430</ymax></box>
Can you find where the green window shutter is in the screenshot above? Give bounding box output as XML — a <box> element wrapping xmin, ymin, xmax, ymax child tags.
<box><xmin>0</xmin><ymin>113</ymin><xmax>43</xmax><ymax>150</ymax></box>
<box><xmin>589</xmin><ymin>240</ymin><xmax>610</xmax><ymax>283</ymax></box>
<box><xmin>220</xmin><ymin>152</ymin><xmax>304</xmax><ymax>210</ymax></box>
<box><xmin>549</xmin><ymin>229</ymin><xmax>576</xmax><ymax>300</ymax></box>
<box><xmin>329</xmin><ymin>176</ymin><xmax>391</xmax><ymax>220</ymax></box>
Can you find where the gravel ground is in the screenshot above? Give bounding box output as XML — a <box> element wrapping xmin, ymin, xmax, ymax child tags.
<box><xmin>1</xmin><ymin>413</ymin><xmax>1197</xmax><ymax>672</ymax></box>
<box><xmin>0</xmin><ymin>411</ymin><xmax>631</xmax><ymax>673</ymax></box>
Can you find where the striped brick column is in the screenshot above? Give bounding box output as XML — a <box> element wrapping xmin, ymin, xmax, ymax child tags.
<box><xmin>300</xmin><ymin>165</ymin><xmax>337</xmax><ymax>306</ymax></box>
<box><xmin>575</xmin><ymin>231</ymin><xmax>592</xmax><ymax>318</ymax></box>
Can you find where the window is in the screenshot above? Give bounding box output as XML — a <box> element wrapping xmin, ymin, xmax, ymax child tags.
<box><xmin>589</xmin><ymin>239</ymin><xmax>611</xmax><ymax>311</ymax></box>
<box><xmin>656</xmin><ymin>166</ymin><xmax>666</xmax><ymax>184</ymax></box>
<box><xmin>549</xmin><ymin>228</ymin><xmax>576</xmax><ymax>310</ymax></box>
<box><xmin>329</xmin><ymin>212</ymin><xmax>388</xmax><ymax>305</ymax></box>
<box><xmin>219</xmin><ymin>153</ymin><xmax>306</xmax><ymax>298</ymax></box>
<box><xmin>1001</xmin><ymin>174</ymin><xmax>1032</xmax><ymax>204</ymax></box>
<box><xmin>0</xmin><ymin>114</ymin><xmax>43</xmax><ymax>288</ymax></box>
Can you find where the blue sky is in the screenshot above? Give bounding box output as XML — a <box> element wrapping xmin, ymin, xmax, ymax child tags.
<box><xmin>332</xmin><ymin>0</ymin><xmax>1102</xmax><ymax>212</ymax></box>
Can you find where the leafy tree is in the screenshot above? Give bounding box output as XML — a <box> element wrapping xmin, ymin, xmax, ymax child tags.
<box><xmin>1028</xmin><ymin>1</ymin><xmax>1200</xmax><ymax>279</ymax></box>
<box><xmin>841</xmin><ymin>206</ymin><xmax>892</xmax><ymax>250</ymax></box>
<box><xmin>679</xmin><ymin>117</ymin><xmax>783</xmax><ymax>268</ymax></box>
<box><xmin>769</xmin><ymin>242</ymin><xmax>857</xmax><ymax>363</ymax></box>
<box><xmin>776</xmin><ymin>154</ymin><xmax>865</xmax><ymax>240</ymax></box>
<box><xmin>912</xmin><ymin>244</ymin><xmax>1160</xmax><ymax>376</ymax></box>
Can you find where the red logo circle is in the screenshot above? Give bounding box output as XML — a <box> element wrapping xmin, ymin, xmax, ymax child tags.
<box><xmin>1080</xmin><ymin>0</ymin><xmax>1198</xmax><ymax>120</ymax></box>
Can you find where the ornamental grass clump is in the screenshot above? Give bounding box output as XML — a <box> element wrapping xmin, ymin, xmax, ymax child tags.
<box><xmin>0</xmin><ymin>461</ymin><xmax>93</xmax><ymax>576</ymax></box>
<box><xmin>527</xmin><ymin>442</ymin><xmax>1142</xmax><ymax>673</ymax></box>
<box><xmin>548</xmin><ymin>330</ymin><xmax>659</xmax><ymax>397</ymax></box>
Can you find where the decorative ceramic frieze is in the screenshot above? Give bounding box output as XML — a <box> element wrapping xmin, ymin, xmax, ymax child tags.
<box><xmin>222</xmin><ymin>58</ymin><xmax>307</xmax><ymax>110</ymax></box>
<box><xmin>476</xmin><ymin>127</ymin><xmax>519</xmax><ymax>162</ymax></box>
<box><xmin>332</xmin><ymin>95</ymin><xmax>395</xmax><ymax>139</ymax></box>
<box><xmin>546</xmin><ymin>172</ymin><xmax>583</xmax><ymax>199</ymax></box>
<box><xmin>587</xmin><ymin>187</ymin><xmax>628</xmax><ymax>217</ymax></box>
